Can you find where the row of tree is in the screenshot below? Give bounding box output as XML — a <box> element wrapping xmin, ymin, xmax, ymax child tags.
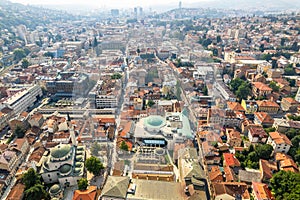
<box><xmin>235</xmin><ymin>144</ymin><xmax>273</xmax><ymax>169</ymax></box>
<box><xmin>229</xmin><ymin>78</ymin><xmax>251</xmax><ymax>100</ymax></box>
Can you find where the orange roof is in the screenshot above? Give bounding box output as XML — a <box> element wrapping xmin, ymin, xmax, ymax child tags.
<box><xmin>275</xmin><ymin>152</ymin><xmax>291</xmax><ymax>161</ymax></box>
<box><xmin>269</xmin><ymin>132</ymin><xmax>291</xmax><ymax>145</ymax></box>
<box><xmin>280</xmin><ymin>158</ymin><xmax>298</xmax><ymax>172</ymax></box>
<box><xmin>177</xmin><ymin>68</ymin><xmax>183</xmax><ymax>74</ymax></box>
<box><xmin>209</xmin><ymin>166</ymin><xmax>223</xmax><ymax>182</ymax></box>
<box><xmin>252</xmin><ymin>82</ymin><xmax>272</xmax><ymax>91</ymax></box>
<box><xmin>224</xmin><ymin>165</ymin><xmax>235</xmax><ymax>182</ymax></box>
<box><xmin>119</xmin><ymin>121</ymin><xmax>132</xmax><ymax>137</ymax></box>
<box><xmin>227</xmin><ymin>102</ymin><xmax>245</xmax><ymax>112</ymax></box>
<box><xmin>256</xmin><ymin>100</ymin><xmax>279</xmax><ymax>108</ymax></box>
<box><xmin>223</xmin><ymin>153</ymin><xmax>240</xmax><ymax>167</ymax></box>
<box><xmin>117</xmin><ymin>138</ymin><xmax>133</xmax><ymax>151</ymax></box>
<box><xmin>254</xmin><ymin>112</ymin><xmax>274</xmax><ymax>124</ymax></box>
<box><xmin>259</xmin><ymin>159</ymin><xmax>277</xmax><ymax>180</ymax></box>
<box><xmin>7</xmin><ymin>182</ymin><xmax>25</xmax><ymax>200</ymax></box>
<box><xmin>283</xmin><ymin>97</ymin><xmax>299</xmax><ymax>104</ymax></box>
<box><xmin>226</xmin><ymin>129</ymin><xmax>241</xmax><ymax>140</ymax></box>
<box><xmin>252</xmin><ymin>182</ymin><xmax>275</xmax><ymax>200</ymax></box>
<box><xmin>73</xmin><ymin>186</ymin><xmax>97</xmax><ymax>200</ymax></box>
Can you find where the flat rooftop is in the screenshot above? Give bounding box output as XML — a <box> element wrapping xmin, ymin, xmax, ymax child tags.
<box><xmin>127</xmin><ymin>179</ymin><xmax>185</xmax><ymax>200</ymax></box>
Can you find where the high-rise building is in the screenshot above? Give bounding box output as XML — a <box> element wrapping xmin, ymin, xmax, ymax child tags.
<box><xmin>179</xmin><ymin>1</ymin><xmax>182</xmax><ymax>9</ymax></box>
<box><xmin>111</xmin><ymin>9</ymin><xmax>119</xmax><ymax>17</ymax></box>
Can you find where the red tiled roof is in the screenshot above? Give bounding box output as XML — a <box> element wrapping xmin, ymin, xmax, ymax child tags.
<box><xmin>252</xmin><ymin>82</ymin><xmax>272</xmax><ymax>91</ymax></box>
<box><xmin>223</xmin><ymin>153</ymin><xmax>240</xmax><ymax>167</ymax></box>
<box><xmin>269</xmin><ymin>132</ymin><xmax>292</xmax><ymax>145</ymax></box>
<box><xmin>252</xmin><ymin>182</ymin><xmax>275</xmax><ymax>200</ymax></box>
<box><xmin>73</xmin><ymin>186</ymin><xmax>97</xmax><ymax>200</ymax></box>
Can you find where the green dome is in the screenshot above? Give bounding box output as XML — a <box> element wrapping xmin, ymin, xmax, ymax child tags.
<box><xmin>74</xmin><ymin>167</ymin><xmax>81</xmax><ymax>174</ymax></box>
<box><xmin>75</xmin><ymin>162</ymin><xmax>82</xmax><ymax>167</ymax></box>
<box><xmin>144</xmin><ymin>115</ymin><xmax>165</xmax><ymax>128</ymax></box>
<box><xmin>77</xmin><ymin>146</ymin><xmax>84</xmax><ymax>150</ymax></box>
<box><xmin>59</xmin><ymin>164</ymin><xmax>72</xmax><ymax>174</ymax></box>
<box><xmin>51</xmin><ymin>144</ymin><xmax>71</xmax><ymax>159</ymax></box>
<box><xmin>49</xmin><ymin>184</ymin><xmax>61</xmax><ymax>195</ymax></box>
<box><xmin>76</xmin><ymin>155</ymin><xmax>83</xmax><ymax>161</ymax></box>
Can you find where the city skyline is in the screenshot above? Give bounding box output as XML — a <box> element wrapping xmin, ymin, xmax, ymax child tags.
<box><xmin>10</xmin><ymin>0</ymin><xmax>195</xmax><ymax>8</ymax></box>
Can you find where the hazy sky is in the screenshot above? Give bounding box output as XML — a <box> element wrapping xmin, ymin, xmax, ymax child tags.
<box><xmin>11</xmin><ymin>0</ymin><xmax>205</xmax><ymax>8</ymax></box>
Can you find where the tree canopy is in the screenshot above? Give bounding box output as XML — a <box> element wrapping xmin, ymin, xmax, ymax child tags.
<box><xmin>22</xmin><ymin>168</ymin><xmax>49</xmax><ymax>200</ymax></box>
<box><xmin>85</xmin><ymin>156</ymin><xmax>104</xmax><ymax>176</ymax></box>
<box><xmin>91</xmin><ymin>142</ymin><xmax>101</xmax><ymax>156</ymax></box>
<box><xmin>270</xmin><ymin>171</ymin><xmax>300</xmax><ymax>200</ymax></box>
<box><xmin>21</xmin><ymin>58</ymin><xmax>30</xmax><ymax>68</ymax></box>
<box><xmin>78</xmin><ymin>178</ymin><xmax>88</xmax><ymax>191</ymax></box>
<box><xmin>111</xmin><ymin>73</ymin><xmax>122</xmax><ymax>80</ymax></box>
<box><xmin>236</xmin><ymin>144</ymin><xmax>273</xmax><ymax>169</ymax></box>
<box><xmin>236</xmin><ymin>82</ymin><xmax>251</xmax><ymax>100</ymax></box>
<box><xmin>14</xmin><ymin>125</ymin><xmax>26</xmax><ymax>138</ymax></box>
<box><xmin>22</xmin><ymin>168</ymin><xmax>41</xmax><ymax>189</ymax></box>
<box><xmin>120</xmin><ymin>141</ymin><xmax>129</xmax><ymax>151</ymax></box>
<box><xmin>23</xmin><ymin>184</ymin><xmax>50</xmax><ymax>200</ymax></box>
<box><xmin>230</xmin><ymin>78</ymin><xmax>251</xmax><ymax>100</ymax></box>
<box><xmin>13</xmin><ymin>48</ymin><xmax>26</xmax><ymax>61</ymax></box>
<box><xmin>269</xmin><ymin>81</ymin><xmax>280</xmax><ymax>92</ymax></box>
<box><xmin>146</xmin><ymin>100</ymin><xmax>155</xmax><ymax>108</ymax></box>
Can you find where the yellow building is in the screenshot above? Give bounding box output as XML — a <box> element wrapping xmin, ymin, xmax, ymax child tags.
<box><xmin>241</xmin><ymin>99</ymin><xmax>258</xmax><ymax>114</ymax></box>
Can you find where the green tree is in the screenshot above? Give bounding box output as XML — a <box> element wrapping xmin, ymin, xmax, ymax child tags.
<box><xmin>91</xmin><ymin>142</ymin><xmax>101</xmax><ymax>156</ymax></box>
<box><xmin>288</xmin><ymin>79</ymin><xmax>296</xmax><ymax>87</ymax></box>
<box><xmin>146</xmin><ymin>100</ymin><xmax>155</xmax><ymax>108</ymax></box>
<box><xmin>229</xmin><ymin>78</ymin><xmax>244</xmax><ymax>91</ymax></box>
<box><xmin>255</xmin><ymin>144</ymin><xmax>273</xmax><ymax>160</ymax></box>
<box><xmin>22</xmin><ymin>168</ymin><xmax>41</xmax><ymax>189</ymax></box>
<box><xmin>120</xmin><ymin>141</ymin><xmax>129</xmax><ymax>151</ymax></box>
<box><xmin>291</xmin><ymin>41</ymin><xmax>299</xmax><ymax>51</ymax></box>
<box><xmin>216</xmin><ymin>35</ymin><xmax>222</xmax><ymax>43</ymax></box>
<box><xmin>284</xmin><ymin>67</ymin><xmax>296</xmax><ymax>75</ymax></box>
<box><xmin>202</xmin><ymin>38</ymin><xmax>212</xmax><ymax>48</ymax></box>
<box><xmin>85</xmin><ymin>156</ymin><xmax>104</xmax><ymax>176</ymax></box>
<box><xmin>286</xmin><ymin>128</ymin><xmax>298</xmax><ymax>140</ymax></box>
<box><xmin>93</xmin><ymin>37</ymin><xmax>98</xmax><ymax>47</ymax></box>
<box><xmin>21</xmin><ymin>58</ymin><xmax>30</xmax><ymax>68</ymax></box>
<box><xmin>14</xmin><ymin>125</ymin><xmax>25</xmax><ymax>138</ymax></box>
<box><xmin>13</xmin><ymin>48</ymin><xmax>26</xmax><ymax>61</ymax></box>
<box><xmin>264</xmin><ymin>127</ymin><xmax>276</xmax><ymax>134</ymax></box>
<box><xmin>288</xmin><ymin>135</ymin><xmax>300</xmax><ymax>164</ymax></box>
<box><xmin>23</xmin><ymin>184</ymin><xmax>50</xmax><ymax>200</ymax></box>
<box><xmin>78</xmin><ymin>178</ymin><xmax>88</xmax><ymax>191</ymax></box>
<box><xmin>236</xmin><ymin>82</ymin><xmax>251</xmax><ymax>100</ymax></box>
<box><xmin>202</xmin><ymin>85</ymin><xmax>208</xmax><ymax>95</ymax></box>
<box><xmin>270</xmin><ymin>171</ymin><xmax>300</xmax><ymax>200</ymax></box>
<box><xmin>261</xmin><ymin>54</ymin><xmax>273</xmax><ymax>61</ymax></box>
<box><xmin>111</xmin><ymin>73</ymin><xmax>122</xmax><ymax>80</ymax></box>
<box><xmin>269</xmin><ymin>81</ymin><xmax>280</xmax><ymax>92</ymax></box>
<box><xmin>44</xmin><ymin>52</ymin><xmax>54</xmax><ymax>58</ymax></box>
<box><xmin>280</xmin><ymin>38</ymin><xmax>286</xmax><ymax>46</ymax></box>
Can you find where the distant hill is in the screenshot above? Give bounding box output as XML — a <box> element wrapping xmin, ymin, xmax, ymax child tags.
<box><xmin>188</xmin><ymin>0</ymin><xmax>300</xmax><ymax>10</ymax></box>
<box><xmin>0</xmin><ymin>0</ymin><xmax>77</xmax><ymax>31</ymax></box>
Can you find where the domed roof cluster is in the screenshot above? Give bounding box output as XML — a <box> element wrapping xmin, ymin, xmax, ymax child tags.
<box><xmin>49</xmin><ymin>184</ymin><xmax>61</xmax><ymax>195</ymax></box>
<box><xmin>144</xmin><ymin>115</ymin><xmax>166</xmax><ymax>129</ymax></box>
<box><xmin>50</xmin><ymin>144</ymin><xmax>71</xmax><ymax>159</ymax></box>
<box><xmin>59</xmin><ymin>164</ymin><xmax>72</xmax><ymax>174</ymax></box>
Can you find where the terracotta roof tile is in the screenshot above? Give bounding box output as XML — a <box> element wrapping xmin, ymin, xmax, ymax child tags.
<box><xmin>269</xmin><ymin>132</ymin><xmax>292</xmax><ymax>145</ymax></box>
<box><xmin>223</xmin><ymin>153</ymin><xmax>240</xmax><ymax>167</ymax></box>
<box><xmin>252</xmin><ymin>182</ymin><xmax>275</xmax><ymax>200</ymax></box>
<box><xmin>73</xmin><ymin>186</ymin><xmax>97</xmax><ymax>200</ymax></box>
